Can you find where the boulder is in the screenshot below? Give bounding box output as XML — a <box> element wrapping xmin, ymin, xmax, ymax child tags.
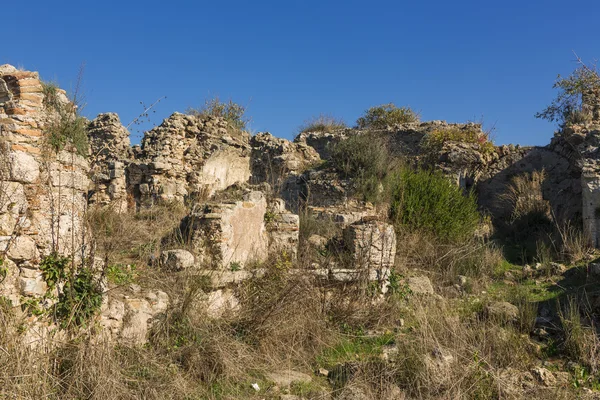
<box><xmin>160</xmin><ymin>249</ymin><xmax>195</xmax><ymax>271</ymax></box>
<box><xmin>485</xmin><ymin>301</ymin><xmax>519</xmax><ymax>323</ymax></box>
<box><xmin>407</xmin><ymin>276</ymin><xmax>434</xmax><ymax>295</ymax></box>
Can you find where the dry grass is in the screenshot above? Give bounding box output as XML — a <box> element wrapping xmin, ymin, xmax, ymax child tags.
<box><xmin>392</xmin><ymin>298</ymin><xmax>542</xmax><ymax>399</ymax></box>
<box><xmin>297</xmin><ymin>114</ymin><xmax>347</xmax><ymax>134</ymax></box>
<box><xmin>558</xmin><ymin>296</ymin><xmax>600</xmax><ymax>374</ymax></box>
<box><xmin>395</xmin><ymin>227</ymin><xmax>503</xmax><ymax>286</ymax></box>
<box><xmin>87</xmin><ymin>200</ymin><xmax>188</xmax><ymax>269</ymax></box>
<box><xmin>503</xmin><ymin>170</ymin><xmax>550</xmax><ymax>221</ymax></box>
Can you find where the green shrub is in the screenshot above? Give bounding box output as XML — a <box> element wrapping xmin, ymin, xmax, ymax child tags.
<box><xmin>390</xmin><ymin>168</ymin><xmax>480</xmax><ymax>242</ymax></box>
<box><xmin>298</xmin><ymin>114</ymin><xmax>347</xmax><ymax>134</ymax></box>
<box><xmin>39</xmin><ymin>253</ymin><xmax>103</xmax><ymax>329</ymax></box>
<box><xmin>42</xmin><ymin>81</ymin><xmax>89</xmax><ymax>157</ymax></box>
<box><xmin>54</xmin><ymin>267</ymin><xmax>103</xmax><ymax>329</ymax></box>
<box><xmin>329</xmin><ymin>132</ymin><xmax>398</xmax><ymax>203</ymax></box>
<box><xmin>356</xmin><ymin>103</ymin><xmax>419</xmax><ymax>129</ymax></box>
<box><xmin>39</xmin><ymin>252</ymin><xmax>69</xmax><ymax>290</ymax></box>
<box><xmin>187</xmin><ymin>97</ymin><xmax>248</xmax><ymax>131</ymax></box>
<box><xmin>106</xmin><ymin>264</ymin><xmax>137</xmax><ymax>285</ymax></box>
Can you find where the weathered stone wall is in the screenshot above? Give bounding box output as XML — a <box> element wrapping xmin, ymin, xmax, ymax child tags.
<box><xmin>137</xmin><ymin>113</ymin><xmax>251</xmax><ymax>204</ymax></box>
<box><xmin>250</xmin><ymin>132</ymin><xmax>320</xmax><ymax>189</ymax></box>
<box><xmin>87</xmin><ymin>112</ymin><xmax>253</xmax><ymax>208</ymax></box>
<box><xmin>0</xmin><ymin>65</ymin><xmax>91</xmax><ymax>342</ymax></box>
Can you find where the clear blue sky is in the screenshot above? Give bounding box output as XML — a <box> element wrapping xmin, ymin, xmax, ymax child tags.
<box><xmin>4</xmin><ymin>0</ymin><xmax>600</xmax><ymax>145</ymax></box>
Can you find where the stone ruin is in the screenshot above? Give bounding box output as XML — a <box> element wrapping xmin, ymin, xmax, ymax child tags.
<box><xmin>4</xmin><ymin>63</ymin><xmax>600</xmax><ymax>345</ymax></box>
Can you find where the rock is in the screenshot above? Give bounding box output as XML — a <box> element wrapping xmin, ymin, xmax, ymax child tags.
<box><xmin>407</xmin><ymin>276</ymin><xmax>434</xmax><ymax>295</ymax></box>
<box><xmin>206</xmin><ymin>289</ymin><xmax>240</xmax><ymax>318</ymax></box>
<box><xmin>180</xmin><ymin>191</ymin><xmax>269</xmax><ymax>268</ymax></box>
<box><xmin>338</xmin><ymin>383</ymin><xmax>370</xmax><ymax>400</ymax></box>
<box><xmin>160</xmin><ymin>249</ymin><xmax>195</xmax><ymax>271</ymax></box>
<box><xmin>486</xmin><ymin>301</ymin><xmax>519</xmax><ymax>323</ymax></box>
<box><xmin>6</xmin><ymin>235</ymin><xmax>38</xmax><ymax>261</ymax></box>
<box><xmin>9</xmin><ymin>151</ymin><xmax>39</xmax><ymax>183</ymax></box>
<box><xmin>308</xmin><ymin>234</ymin><xmax>328</xmax><ymax>250</ymax></box>
<box><xmin>265</xmin><ymin>370</ymin><xmax>312</xmax><ymax>387</ymax></box>
<box><xmin>531</xmin><ymin>367</ymin><xmax>556</xmax><ymax>387</ymax></box>
<box><xmin>343</xmin><ymin>220</ymin><xmax>396</xmax><ymax>269</ymax></box>
<box><xmin>250</xmin><ymin>132</ymin><xmax>321</xmax><ymax>189</ymax></box>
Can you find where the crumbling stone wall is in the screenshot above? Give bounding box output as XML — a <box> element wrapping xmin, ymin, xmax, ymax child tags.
<box><xmin>559</xmin><ymin>111</ymin><xmax>600</xmax><ymax>246</ymax></box>
<box><xmin>0</xmin><ymin>66</ymin><xmax>90</xmax><ymax>340</ymax></box>
<box><xmin>87</xmin><ymin>113</ymin><xmax>132</xmax><ymax>208</ymax></box>
<box><xmin>87</xmin><ymin>112</ymin><xmax>253</xmax><ymax>208</ymax></box>
<box><xmin>250</xmin><ymin>132</ymin><xmax>320</xmax><ymax>189</ymax></box>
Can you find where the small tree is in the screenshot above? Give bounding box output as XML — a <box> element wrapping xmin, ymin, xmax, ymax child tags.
<box><xmin>536</xmin><ymin>56</ymin><xmax>600</xmax><ymax>127</ymax></box>
<box><xmin>356</xmin><ymin>103</ymin><xmax>419</xmax><ymax>129</ymax></box>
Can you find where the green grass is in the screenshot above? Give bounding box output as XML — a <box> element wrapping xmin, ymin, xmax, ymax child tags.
<box><xmin>315</xmin><ymin>332</ymin><xmax>395</xmax><ymax>369</ymax></box>
<box><xmin>487</xmin><ymin>278</ymin><xmax>563</xmax><ymax>303</ymax></box>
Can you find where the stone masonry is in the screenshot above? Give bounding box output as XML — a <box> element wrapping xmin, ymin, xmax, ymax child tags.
<box><xmin>0</xmin><ymin>65</ymin><xmax>90</xmax><ymax>334</ymax></box>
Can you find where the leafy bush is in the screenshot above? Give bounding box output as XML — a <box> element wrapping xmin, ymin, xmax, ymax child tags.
<box><xmin>423</xmin><ymin>127</ymin><xmax>495</xmax><ymax>155</ymax></box>
<box><xmin>54</xmin><ymin>267</ymin><xmax>103</xmax><ymax>329</ymax></box>
<box><xmin>356</xmin><ymin>103</ymin><xmax>419</xmax><ymax>129</ymax></box>
<box><xmin>187</xmin><ymin>97</ymin><xmax>249</xmax><ymax>131</ymax></box>
<box><xmin>536</xmin><ymin>60</ymin><xmax>600</xmax><ymax>127</ymax></box>
<box><xmin>42</xmin><ymin>81</ymin><xmax>89</xmax><ymax>157</ymax></box>
<box><xmin>298</xmin><ymin>114</ymin><xmax>347</xmax><ymax>134</ymax></box>
<box><xmin>390</xmin><ymin>168</ymin><xmax>480</xmax><ymax>242</ymax></box>
<box><xmin>39</xmin><ymin>252</ymin><xmax>103</xmax><ymax>329</ymax></box>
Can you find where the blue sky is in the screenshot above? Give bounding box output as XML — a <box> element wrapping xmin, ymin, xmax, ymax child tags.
<box><xmin>4</xmin><ymin>0</ymin><xmax>600</xmax><ymax>145</ymax></box>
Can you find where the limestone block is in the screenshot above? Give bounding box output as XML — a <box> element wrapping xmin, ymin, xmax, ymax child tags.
<box><xmin>183</xmin><ymin>191</ymin><xmax>269</xmax><ymax>268</ymax></box>
<box><xmin>0</xmin><ymin>258</ymin><xmax>20</xmax><ymax>305</ymax></box>
<box><xmin>206</xmin><ymin>288</ymin><xmax>239</xmax><ymax>318</ymax></box>
<box><xmin>19</xmin><ymin>271</ymin><xmax>47</xmax><ymax>297</ymax></box>
<box><xmin>9</xmin><ymin>151</ymin><xmax>39</xmax><ymax>183</ymax></box>
<box><xmin>344</xmin><ymin>220</ymin><xmax>396</xmax><ymax>269</ymax></box>
<box><xmin>6</xmin><ymin>235</ymin><xmax>38</xmax><ymax>261</ymax></box>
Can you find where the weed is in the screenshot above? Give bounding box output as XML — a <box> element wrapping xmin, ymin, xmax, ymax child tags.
<box><xmin>42</xmin><ymin>81</ymin><xmax>89</xmax><ymax>157</ymax></box>
<box><xmin>106</xmin><ymin>263</ymin><xmax>137</xmax><ymax>285</ymax></box>
<box><xmin>423</xmin><ymin>126</ymin><xmax>495</xmax><ymax>155</ymax></box>
<box><xmin>298</xmin><ymin>113</ymin><xmax>347</xmax><ymax>133</ymax></box>
<box><xmin>187</xmin><ymin>97</ymin><xmax>249</xmax><ymax>131</ymax></box>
